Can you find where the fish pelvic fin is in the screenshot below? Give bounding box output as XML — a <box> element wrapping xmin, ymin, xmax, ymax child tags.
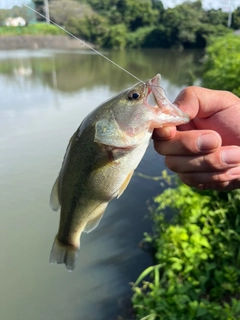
<box><xmin>84</xmin><ymin>212</ymin><xmax>104</xmax><ymax>233</ymax></box>
<box><xmin>117</xmin><ymin>170</ymin><xmax>134</xmax><ymax>199</ymax></box>
<box><xmin>50</xmin><ymin>177</ymin><xmax>60</xmax><ymax>211</ymax></box>
<box><xmin>83</xmin><ymin>202</ymin><xmax>108</xmax><ymax>233</ymax></box>
<box><xmin>49</xmin><ymin>236</ymin><xmax>79</xmax><ymax>272</ymax></box>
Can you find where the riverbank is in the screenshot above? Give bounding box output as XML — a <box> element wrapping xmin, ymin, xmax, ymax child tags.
<box><xmin>0</xmin><ymin>35</ymin><xmax>89</xmax><ymax>50</ymax></box>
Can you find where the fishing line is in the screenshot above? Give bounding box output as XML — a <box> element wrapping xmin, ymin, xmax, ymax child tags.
<box><xmin>24</xmin><ymin>4</ymin><xmax>145</xmax><ymax>84</ymax></box>
<box><xmin>24</xmin><ymin>4</ymin><xmax>167</xmax><ymax>93</ymax></box>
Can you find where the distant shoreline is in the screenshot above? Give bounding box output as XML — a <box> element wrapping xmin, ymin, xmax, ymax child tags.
<box><xmin>0</xmin><ymin>35</ymin><xmax>90</xmax><ymax>50</ymax></box>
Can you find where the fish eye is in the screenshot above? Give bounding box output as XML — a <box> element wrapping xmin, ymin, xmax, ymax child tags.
<box><xmin>128</xmin><ymin>91</ymin><xmax>141</xmax><ymax>100</ymax></box>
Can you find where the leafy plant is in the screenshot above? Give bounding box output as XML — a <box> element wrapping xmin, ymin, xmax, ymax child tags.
<box><xmin>132</xmin><ymin>172</ymin><xmax>240</xmax><ymax>319</ymax></box>
<box><xmin>202</xmin><ymin>34</ymin><xmax>240</xmax><ymax>96</ymax></box>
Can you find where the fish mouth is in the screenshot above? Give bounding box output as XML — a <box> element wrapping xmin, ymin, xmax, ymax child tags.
<box><xmin>147</xmin><ymin>74</ymin><xmax>190</xmax><ymax>126</ymax></box>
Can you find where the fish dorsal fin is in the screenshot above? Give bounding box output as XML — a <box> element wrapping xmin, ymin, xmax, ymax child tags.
<box><xmin>50</xmin><ymin>177</ymin><xmax>60</xmax><ymax>211</ymax></box>
<box><xmin>84</xmin><ymin>212</ymin><xmax>104</xmax><ymax>234</ymax></box>
<box><xmin>117</xmin><ymin>170</ymin><xmax>134</xmax><ymax>199</ymax></box>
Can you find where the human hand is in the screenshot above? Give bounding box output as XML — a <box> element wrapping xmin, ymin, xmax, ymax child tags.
<box><xmin>153</xmin><ymin>86</ymin><xmax>240</xmax><ymax>191</ymax></box>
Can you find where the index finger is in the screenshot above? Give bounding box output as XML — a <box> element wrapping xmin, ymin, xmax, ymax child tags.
<box><xmin>154</xmin><ymin>129</ymin><xmax>221</xmax><ymax>156</ymax></box>
<box><xmin>174</xmin><ymin>86</ymin><xmax>240</xmax><ymax>121</ymax></box>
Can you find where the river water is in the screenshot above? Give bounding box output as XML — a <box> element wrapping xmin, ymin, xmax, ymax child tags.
<box><xmin>0</xmin><ymin>48</ymin><xmax>202</xmax><ymax>320</ymax></box>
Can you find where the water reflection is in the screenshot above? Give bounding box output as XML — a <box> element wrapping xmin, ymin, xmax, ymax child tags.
<box><xmin>0</xmin><ymin>48</ymin><xmax>202</xmax><ymax>93</ymax></box>
<box><xmin>0</xmin><ymin>48</ymin><xmax>202</xmax><ymax>320</ymax></box>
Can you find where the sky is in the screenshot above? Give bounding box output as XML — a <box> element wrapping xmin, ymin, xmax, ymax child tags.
<box><xmin>0</xmin><ymin>0</ymin><xmax>31</xmax><ymax>9</ymax></box>
<box><xmin>0</xmin><ymin>0</ymin><xmax>240</xmax><ymax>11</ymax></box>
<box><xmin>162</xmin><ymin>0</ymin><xmax>240</xmax><ymax>10</ymax></box>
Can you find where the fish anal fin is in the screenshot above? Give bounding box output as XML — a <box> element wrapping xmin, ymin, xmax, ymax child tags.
<box><xmin>117</xmin><ymin>170</ymin><xmax>134</xmax><ymax>199</ymax></box>
<box><xmin>50</xmin><ymin>177</ymin><xmax>60</xmax><ymax>211</ymax></box>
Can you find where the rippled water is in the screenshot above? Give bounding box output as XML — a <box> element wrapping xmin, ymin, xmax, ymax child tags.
<box><xmin>0</xmin><ymin>48</ymin><xmax>202</xmax><ymax>320</ymax></box>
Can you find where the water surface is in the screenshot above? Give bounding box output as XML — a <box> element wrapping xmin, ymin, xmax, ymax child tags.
<box><xmin>0</xmin><ymin>48</ymin><xmax>202</xmax><ymax>320</ymax></box>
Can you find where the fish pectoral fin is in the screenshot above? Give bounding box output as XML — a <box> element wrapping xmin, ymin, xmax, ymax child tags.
<box><xmin>95</xmin><ymin>113</ymin><xmax>130</xmax><ymax>148</ymax></box>
<box><xmin>50</xmin><ymin>177</ymin><xmax>60</xmax><ymax>211</ymax></box>
<box><xmin>117</xmin><ymin>170</ymin><xmax>134</xmax><ymax>199</ymax></box>
<box><xmin>84</xmin><ymin>203</ymin><xmax>108</xmax><ymax>233</ymax></box>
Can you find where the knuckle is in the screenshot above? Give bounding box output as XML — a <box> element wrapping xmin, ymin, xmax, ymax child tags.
<box><xmin>211</xmin><ymin>171</ymin><xmax>232</xmax><ymax>182</ymax></box>
<box><xmin>202</xmin><ymin>152</ymin><xmax>225</xmax><ymax>170</ymax></box>
<box><xmin>177</xmin><ymin>173</ymin><xmax>197</xmax><ymax>187</ymax></box>
<box><xmin>154</xmin><ymin>140</ymin><xmax>166</xmax><ymax>155</ymax></box>
<box><xmin>203</xmin><ymin>155</ymin><xmax>219</xmax><ymax>170</ymax></box>
<box><xmin>165</xmin><ymin>156</ymin><xmax>179</xmax><ymax>172</ymax></box>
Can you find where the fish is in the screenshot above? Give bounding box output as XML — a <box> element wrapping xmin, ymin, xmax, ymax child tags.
<box><xmin>49</xmin><ymin>74</ymin><xmax>189</xmax><ymax>271</ymax></box>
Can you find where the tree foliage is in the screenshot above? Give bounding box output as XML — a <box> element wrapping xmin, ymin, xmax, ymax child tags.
<box><xmin>65</xmin><ymin>13</ymin><xmax>110</xmax><ymax>47</ymax></box>
<box><xmin>202</xmin><ymin>34</ymin><xmax>240</xmax><ymax>96</ymax></box>
<box><xmin>116</xmin><ymin>0</ymin><xmax>159</xmax><ymax>31</ymax></box>
<box><xmin>1</xmin><ymin>0</ymin><xmax>239</xmax><ymax>49</ymax></box>
<box><xmin>63</xmin><ymin>0</ymin><xmax>233</xmax><ymax>49</ymax></box>
<box><xmin>49</xmin><ymin>0</ymin><xmax>93</xmax><ymax>26</ymax></box>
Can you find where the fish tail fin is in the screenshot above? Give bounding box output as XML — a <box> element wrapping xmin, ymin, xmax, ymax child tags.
<box><xmin>49</xmin><ymin>236</ymin><xmax>79</xmax><ymax>272</ymax></box>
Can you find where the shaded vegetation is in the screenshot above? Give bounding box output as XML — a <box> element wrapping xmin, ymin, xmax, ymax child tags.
<box><xmin>132</xmin><ymin>172</ymin><xmax>240</xmax><ymax>320</ymax></box>
<box><xmin>64</xmin><ymin>0</ymin><xmax>233</xmax><ymax>49</ymax></box>
<box><xmin>202</xmin><ymin>34</ymin><xmax>240</xmax><ymax>96</ymax></box>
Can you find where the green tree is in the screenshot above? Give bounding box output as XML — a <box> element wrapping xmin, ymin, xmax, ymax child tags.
<box><xmin>78</xmin><ymin>0</ymin><xmax>122</xmax><ymax>24</ymax></box>
<box><xmin>106</xmin><ymin>23</ymin><xmax>127</xmax><ymax>48</ymax></box>
<box><xmin>159</xmin><ymin>1</ymin><xmax>205</xmax><ymax>48</ymax></box>
<box><xmin>21</xmin><ymin>0</ymin><xmax>233</xmax><ymax>49</ymax></box>
<box><xmin>82</xmin><ymin>0</ymin><xmax>159</xmax><ymax>30</ymax></box>
<box><xmin>202</xmin><ymin>34</ymin><xmax>240</xmax><ymax>96</ymax></box>
<box><xmin>232</xmin><ymin>7</ymin><xmax>240</xmax><ymax>30</ymax></box>
<box><xmin>116</xmin><ymin>0</ymin><xmax>159</xmax><ymax>31</ymax></box>
<box><xmin>80</xmin><ymin>0</ymin><xmax>118</xmax><ymax>12</ymax></box>
<box><xmin>65</xmin><ymin>13</ymin><xmax>110</xmax><ymax>47</ymax></box>
<box><xmin>202</xmin><ymin>9</ymin><xmax>228</xmax><ymax>26</ymax></box>
<box><xmin>49</xmin><ymin>0</ymin><xmax>93</xmax><ymax>25</ymax></box>
<box><xmin>159</xmin><ymin>1</ymin><xmax>229</xmax><ymax>48</ymax></box>
<box><xmin>152</xmin><ymin>0</ymin><xmax>164</xmax><ymax>11</ymax></box>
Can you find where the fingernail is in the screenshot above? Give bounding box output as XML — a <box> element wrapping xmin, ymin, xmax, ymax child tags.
<box><xmin>222</xmin><ymin>148</ymin><xmax>240</xmax><ymax>164</ymax></box>
<box><xmin>154</xmin><ymin>127</ymin><xmax>171</xmax><ymax>139</ymax></box>
<box><xmin>197</xmin><ymin>134</ymin><xmax>219</xmax><ymax>151</ymax></box>
<box><xmin>228</xmin><ymin>166</ymin><xmax>240</xmax><ymax>176</ymax></box>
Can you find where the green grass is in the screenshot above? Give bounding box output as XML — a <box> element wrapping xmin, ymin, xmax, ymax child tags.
<box><xmin>0</xmin><ymin>23</ymin><xmax>65</xmax><ymax>36</ymax></box>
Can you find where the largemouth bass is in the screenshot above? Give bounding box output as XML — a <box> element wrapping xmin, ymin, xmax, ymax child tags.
<box><xmin>49</xmin><ymin>74</ymin><xmax>189</xmax><ymax>271</ymax></box>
